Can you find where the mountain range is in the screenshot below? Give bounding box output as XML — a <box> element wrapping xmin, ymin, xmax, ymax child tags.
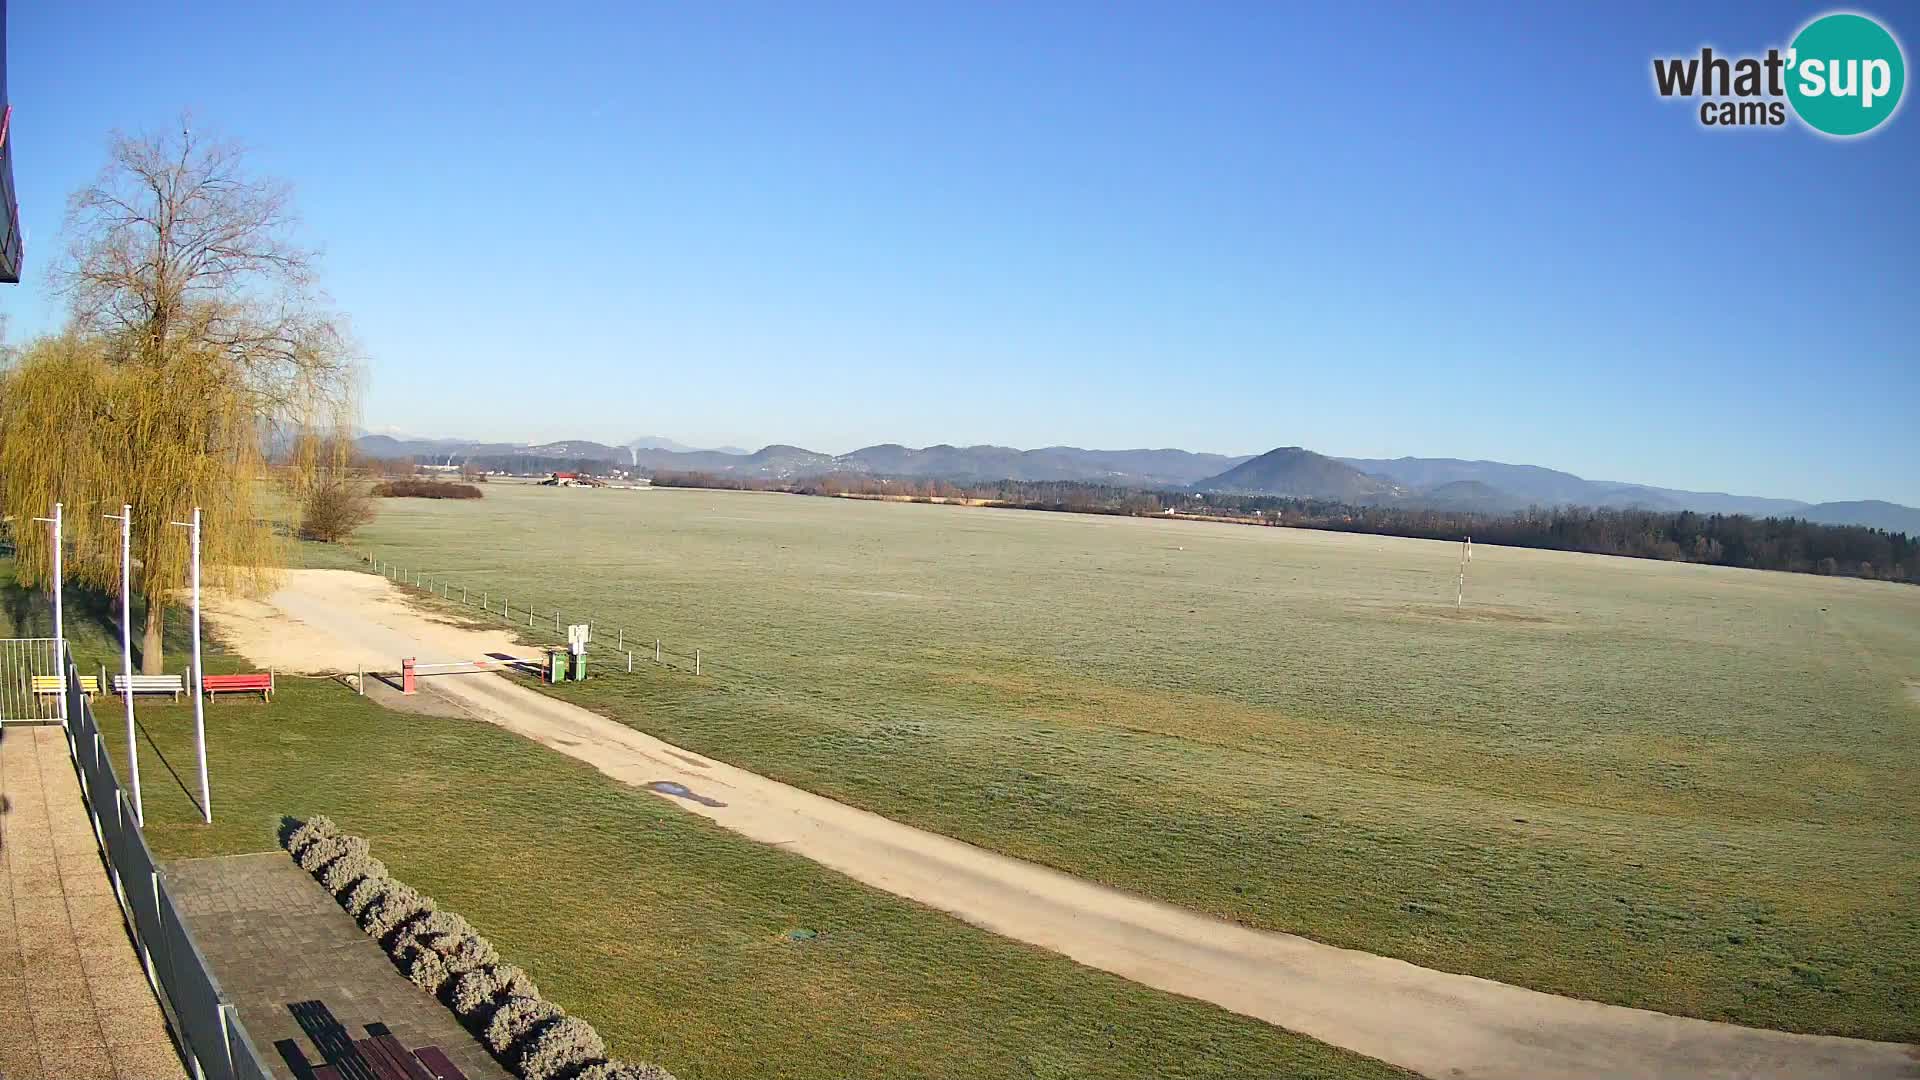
<box><xmin>352</xmin><ymin>434</ymin><xmax>1920</xmax><ymax>534</ymax></box>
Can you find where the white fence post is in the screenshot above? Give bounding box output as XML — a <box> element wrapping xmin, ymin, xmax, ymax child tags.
<box><xmin>218</xmin><ymin>1003</ymin><xmax>240</xmax><ymax>1078</ymax></box>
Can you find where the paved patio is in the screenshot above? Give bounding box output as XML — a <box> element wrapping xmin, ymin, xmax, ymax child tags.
<box><xmin>0</xmin><ymin>723</ymin><xmax>187</xmax><ymax>1080</ymax></box>
<box><xmin>164</xmin><ymin>852</ymin><xmax>511</xmax><ymax>1080</ymax></box>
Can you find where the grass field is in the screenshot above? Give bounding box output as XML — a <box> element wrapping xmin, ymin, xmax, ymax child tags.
<box><xmin>323</xmin><ymin>482</ymin><xmax>1920</xmax><ymax>1040</ymax></box>
<box><xmin>0</xmin><ymin>557</ymin><xmax>1410</xmax><ymax>1080</ymax></box>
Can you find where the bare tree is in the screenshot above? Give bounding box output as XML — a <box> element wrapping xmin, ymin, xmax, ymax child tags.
<box><xmin>296</xmin><ymin>434</ymin><xmax>378</xmax><ymax>542</ymax></box>
<box><xmin>61</xmin><ymin>119</ymin><xmax>350</xmax><ymax>413</ymax></box>
<box><xmin>1</xmin><ymin>120</ymin><xmax>356</xmax><ymax>672</ymax></box>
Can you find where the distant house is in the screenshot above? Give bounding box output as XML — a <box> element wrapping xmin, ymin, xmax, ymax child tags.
<box><xmin>541</xmin><ymin>471</ymin><xmax>605</xmax><ymax>488</ymax></box>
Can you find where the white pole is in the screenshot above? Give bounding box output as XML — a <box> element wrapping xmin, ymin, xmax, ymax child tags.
<box><xmin>52</xmin><ymin>504</ymin><xmax>65</xmax><ymax>723</ymax></box>
<box><xmin>1456</xmin><ymin>536</ymin><xmax>1468</xmax><ymax>610</ymax></box>
<box><xmin>173</xmin><ymin>508</ymin><xmax>210</xmax><ymax>823</ymax></box>
<box><xmin>33</xmin><ymin>504</ymin><xmax>65</xmax><ymax>723</ymax></box>
<box><xmin>108</xmin><ymin>504</ymin><xmax>143</xmax><ymax>827</ymax></box>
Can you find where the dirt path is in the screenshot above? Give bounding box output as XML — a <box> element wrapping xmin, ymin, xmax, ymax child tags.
<box><xmin>209</xmin><ymin>570</ymin><xmax>1918</xmax><ymax>1080</ymax></box>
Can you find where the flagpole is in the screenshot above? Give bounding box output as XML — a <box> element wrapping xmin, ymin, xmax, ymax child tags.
<box><xmin>173</xmin><ymin>507</ymin><xmax>210</xmax><ymax>823</ymax></box>
<box><xmin>32</xmin><ymin>504</ymin><xmax>66</xmax><ymax>725</ymax></box>
<box><xmin>107</xmin><ymin>504</ymin><xmax>143</xmax><ymax>826</ymax></box>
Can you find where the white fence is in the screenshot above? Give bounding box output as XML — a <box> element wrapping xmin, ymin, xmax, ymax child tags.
<box><xmin>0</xmin><ymin>637</ymin><xmax>65</xmax><ymax>724</ymax></box>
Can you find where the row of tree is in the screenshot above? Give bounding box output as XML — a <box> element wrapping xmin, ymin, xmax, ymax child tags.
<box><xmin>650</xmin><ymin>472</ymin><xmax>1920</xmax><ymax>584</ymax></box>
<box><xmin>0</xmin><ymin>124</ymin><xmax>361</xmax><ymax>672</ymax></box>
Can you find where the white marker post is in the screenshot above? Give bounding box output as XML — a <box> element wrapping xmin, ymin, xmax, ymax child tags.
<box><xmin>106</xmin><ymin>504</ymin><xmax>143</xmax><ymax>826</ymax></box>
<box><xmin>31</xmin><ymin>504</ymin><xmax>65</xmax><ymax>724</ymax></box>
<box><xmin>171</xmin><ymin>508</ymin><xmax>211</xmax><ymax>823</ymax></box>
<box><xmin>1456</xmin><ymin>535</ymin><xmax>1472</xmax><ymax>610</ymax></box>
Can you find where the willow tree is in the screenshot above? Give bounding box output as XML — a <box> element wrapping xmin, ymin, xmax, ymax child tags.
<box><xmin>0</xmin><ymin>122</ymin><xmax>354</xmax><ymax>673</ymax></box>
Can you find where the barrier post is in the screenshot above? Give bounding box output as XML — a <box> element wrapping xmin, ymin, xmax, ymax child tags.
<box><xmin>695</xmin><ymin>649</ymin><xmax>701</xmax><ymax>676</ymax></box>
<box><xmin>655</xmin><ymin>639</ymin><xmax>661</xmax><ymax>663</ymax></box>
<box><xmin>402</xmin><ymin>658</ymin><xmax>416</xmax><ymax>696</ymax></box>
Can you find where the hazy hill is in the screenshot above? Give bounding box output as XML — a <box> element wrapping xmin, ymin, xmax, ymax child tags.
<box><xmin>1340</xmin><ymin>456</ymin><xmax>1812</xmax><ymax>517</ymax></box>
<box><xmin>522</xmin><ymin>439</ymin><xmax>628</xmax><ymax>461</ymax></box>
<box><xmin>829</xmin><ymin>444</ymin><xmax>1246</xmax><ymax>485</ymax></box>
<box><xmin>629</xmin><ymin>435</ymin><xmax>749</xmax><ymax>455</ymax></box>
<box><xmin>1035</xmin><ymin>446</ymin><xmax>1252</xmax><ymax>485</ymax></box>
<box><xmin>355</xmin><ymin>435</ymin><xmax>620</xmax><ymax>463</ymax></box>
<box><xmin>1797</xmin><ymin>500</ymin><xmax>1920</xmax><ymax>534</ymax></box>
<box><xmin>355</xmin><ymin>433</ymin><xmax>1917</xmax><ymax>533</ymax></box>
<box><xmin>1337</xmin><ymin>456</ymin><xmax>1597</xmax><ymax>504</ymax></box>
<box><xmin>1404</xmin><ymin>480</ymin><xmax>1528</xmax><ymax>512</ymax></box>
<box><xmin>1198</xmin><ymin>447</ymin><xmax>1402</xmax><ymax>500</ymax></box>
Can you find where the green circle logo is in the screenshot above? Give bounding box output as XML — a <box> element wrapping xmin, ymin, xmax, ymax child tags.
<box><xmin>1787</xmin><ymin>13</ymin><xmax>1906</xmax><ymax>136</ymax></box>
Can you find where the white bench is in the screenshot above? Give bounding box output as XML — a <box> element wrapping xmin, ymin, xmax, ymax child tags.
<box><xmin>112</xmin><ymin>673</ymin><xmax>187</xmax><ymax>701</ymax></box>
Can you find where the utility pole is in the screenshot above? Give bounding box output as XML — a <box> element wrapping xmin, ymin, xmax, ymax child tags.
<box><xmin>172</xmin><ymin>508</ymin><xmax>211</xmax><ymax>823</ymax></box>
<box><xmin>106</xmin><ymin>504</ymin><xmax>142</xmax><ymax>826</ymax></box>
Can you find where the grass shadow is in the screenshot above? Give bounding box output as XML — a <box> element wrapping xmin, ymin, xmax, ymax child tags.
<box><xmin>130</xmin><ymin>709</ymin><xmax>207</xmax><ymax>821</ymax></box>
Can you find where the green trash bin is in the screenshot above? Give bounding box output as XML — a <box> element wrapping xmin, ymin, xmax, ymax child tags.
<box><xmin>571</xmin><ymin>650</ymin><xmax>588</xmax><ymax>682</ymax></box>
<box><xmin>547</xmin><ymin>648</ymin><xmax>568</xmax><ymax>683</ymax></box>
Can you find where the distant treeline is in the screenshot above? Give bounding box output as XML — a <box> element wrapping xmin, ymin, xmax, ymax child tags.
<box><xmin>373</xmin><ymin>479</ymin><xmax>484</xmax><ymax>500</ymax></box>
<box><xmin>649</xmin><ymin>471</ymin><xmax>1920</xmax><ymax>584</ymax></box>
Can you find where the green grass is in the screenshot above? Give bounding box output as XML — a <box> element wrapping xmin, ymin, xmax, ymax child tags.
<box><xmin>52</xmin><ymin>650</ymin><xmax>1405</xmax><ymax>1078</ymax></box>
<box><xmin>5</xmin><ymin>554</ymin><xmax>1406</xmax><ymax>1077</ymax></box>
<box><xmin>326</xmin><ymin>483</ymin><xmax>1920</xmax><ymax>1040</ymax></box>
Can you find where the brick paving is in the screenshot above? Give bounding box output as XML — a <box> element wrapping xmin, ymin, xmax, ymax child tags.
<box><xmin>0</xmin><ymin>724</ymin><xmax>186</xmax><ymax>1080</ymax></box>
<box><xmin>163</xmin><ymin>852</ymin><xmax>510</xmax><ymax>1080</ymax></box>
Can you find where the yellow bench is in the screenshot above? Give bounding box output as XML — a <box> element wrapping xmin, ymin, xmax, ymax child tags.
<box><xmin>31</xmin><ymin>675</ymin><xmax>99</xmax><ymax>700</ymax></box>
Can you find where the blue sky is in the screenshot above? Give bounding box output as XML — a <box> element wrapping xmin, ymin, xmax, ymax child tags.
<box><xmin>6</xmin><ymin>2</ymin><xmax>1916</xmax><ymax>504</ymax></box>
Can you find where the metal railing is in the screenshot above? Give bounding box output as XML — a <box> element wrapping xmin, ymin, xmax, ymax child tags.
<box><xmin>0</xmin><ymin>637</ymin><xmax>64</xmax><ymax>724</ymax></box>
<box><xmin>64</xmin><ymin>663</ymin><xmax>276</xmax><ymax>1080</ymax></box>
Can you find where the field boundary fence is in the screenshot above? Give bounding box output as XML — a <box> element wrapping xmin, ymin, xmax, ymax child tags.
<box><xmin>63</xmin><ymin>662</ymin><xmax>277</xmax><ymax>1080</ymax></box>
<box><xmin>349</xmin><ymin>548</ymin><xmax>720</xmax><ymax>678</ymax></box>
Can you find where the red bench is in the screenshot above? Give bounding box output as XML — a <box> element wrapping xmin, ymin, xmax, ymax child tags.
<box><xmin>409</xmin><ymin>1046</ymin><xmax>471</xmax><ymax>1080</ymax></box>
<box><xmin>202</xmin><ymin>671</ymin><xmax>274</xmax><ymax>701</ymax></box>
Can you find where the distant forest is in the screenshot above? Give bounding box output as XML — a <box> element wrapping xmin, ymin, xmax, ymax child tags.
<box><xmin>650</xmin><ymin>471</ymin><xmax>1920</xmax><ymax>585</ymax></box>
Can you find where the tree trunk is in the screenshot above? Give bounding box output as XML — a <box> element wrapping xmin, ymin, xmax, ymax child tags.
<box><xmin>141</xmin><ymin>600</ymin><xmax>166</xmax><ymax>675</ymax></box>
